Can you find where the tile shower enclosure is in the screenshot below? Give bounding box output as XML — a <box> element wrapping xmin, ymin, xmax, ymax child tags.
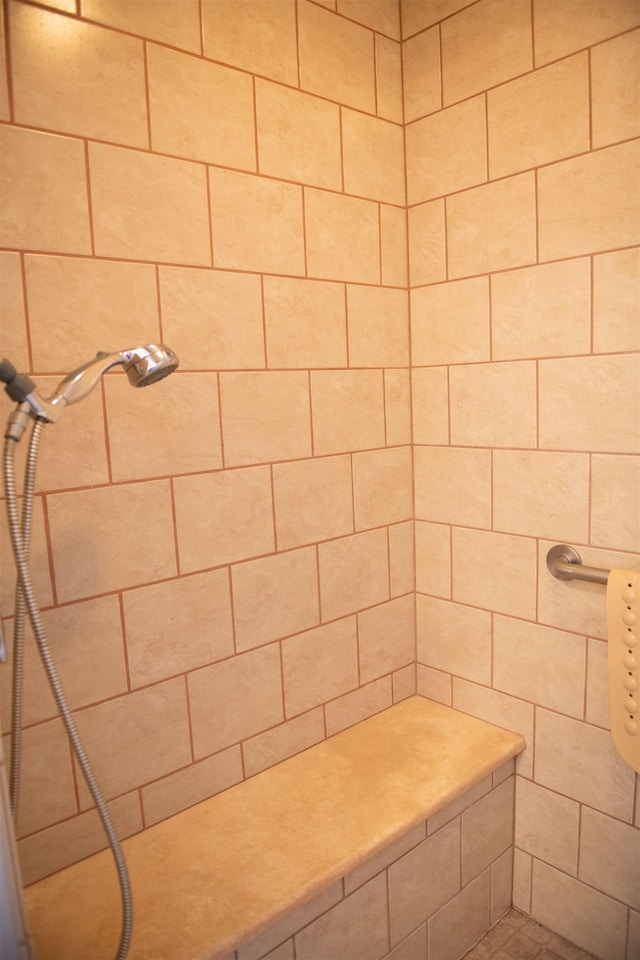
<box><xmin>0</xmin><ymin>0</ymin><xmax>638</xmax><ymax>956</ymax></box>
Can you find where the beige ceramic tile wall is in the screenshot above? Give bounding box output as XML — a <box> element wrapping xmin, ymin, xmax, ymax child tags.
<box><xmin>0</xmin><ymin>0</ymin><xmax>414</xmax><ymax>885</ymax></box>
<box><xmin>407</xmin><ymin>0</ymin><xmax>640</xmax><ymax>957</ymax></box>
<box><xmin>1</xmin><ymin>2</ymin><xmax>639</xmax><ymax>956</ymax></box>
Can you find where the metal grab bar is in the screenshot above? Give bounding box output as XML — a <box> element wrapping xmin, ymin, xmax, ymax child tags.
<box><xmin>546</xmin><ymin>544</ymin><xmax>610</xmax><ymax>585</ymax></box>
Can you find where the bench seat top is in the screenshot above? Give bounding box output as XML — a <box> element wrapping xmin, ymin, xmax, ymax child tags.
<box><xmin>24</xmin><ymin>696</ymin><xmax>525</xmax><ymax>960</ymax></box>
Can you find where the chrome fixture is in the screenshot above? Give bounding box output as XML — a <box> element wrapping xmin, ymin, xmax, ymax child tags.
<box><xmin>546</xmin><ymin>544</ymin><xmax>610</xmax><ymax>585</ymax></box>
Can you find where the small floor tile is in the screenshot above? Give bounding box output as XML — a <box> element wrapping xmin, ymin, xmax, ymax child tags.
<box><xmin>463</xmin><ymin>911</ymin><xmax>599</xmax><ymax>960</ymax></box>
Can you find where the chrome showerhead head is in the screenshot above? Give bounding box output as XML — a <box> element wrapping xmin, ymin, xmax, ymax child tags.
<box><xmin>121</xmin><ymin>345</ymin><xmax>180</xmax><ymax>388</ymax></box>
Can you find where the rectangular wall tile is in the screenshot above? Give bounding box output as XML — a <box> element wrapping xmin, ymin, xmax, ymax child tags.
<box><xmin>159</xmin><ymin>266</ymin><xmax>265</xmax><ymax>370</ymax></box>
<box><xmin>13</xmin><ymin>720</ymin><xmax>77</xmax><ymax>838</ymax></box>
<box><xmin>188</xmin><ymin>645</ymin><xmax>283</xmax><ymax>758</ymax></box>
<box><xmin>273</xmin><ymin>455</ymin><xmax>354</xmax><ymax>551</ymax></box>
<box><xmin>579</xmin><ymin>807</ymin><xmax>640</xmax><ymax>910</ymax></box>
<box><xmin>201</xmin><ymin>0</ymin><xmax>298</xmax><ymax>84</ymax></box>
<box><xmin>493</xmin><ymin>616</ymin><xmax>586</xmax><ymax>718</ymax></box>
<box><xmin>18</xmin><ymin>792</ymin><xmax>141</xmax><ymax>887</ymax></box>
<box><xmin>385</xmin><ymin>370</ymin><xmax>412</xmax><ymax>446</ymax></box>
<box><xmin>242</xmin><ymin>710</ymin><xmax>325</xmax><ymax>779</ymax></box>
<box><xmin>347</xmin><ymin>285</ymin><xmax>409</xmax><ymax>367</ymax></box>
<box><xmin>585</xmin><ymin>638</ymin><xmax>610</xmax><ymax>729</ymax></box>
<box><xmin>452</xmin><ymin>679</ymin><xmax>534</xmax><ymax>778</ymax></box>
<box><xmin>488</xmin><ymin>53</ymin><xmax>589</xmax><ymax>179</ymax></box>
<box><xmin>123</xmin><ymin>571</ymin><xmax>234</xmax><ymax>688</ymax></box>
<box><xmin>324</xmin><ymin>677</ymin><xmax>393</xmax><ymax>736</ymax></box>
<box><xmin>220</xmin><ymin>371</ymin><xmax>312</xmax><ymax>467</ymax></box>
<box><xmin>452</xmin><ymin>528</ymin><xmax>537</xmax><ymax>620</ymax></box>
<box><xmin>305</xmin><ymin>189</ymin><xmax>380</xmax><ymax>283</ymax></box>
<box><xmin>319</xmin><ymin>529</ymin><xmax>389</xmax><ymax>622</ymax></box>
<box><xmin>447</xmin><ymin>173</ymin><xmax>537</xmax><ymax>278</ymax></box>
<box><xmin>298</xmin><ymin>1</ymin><xmax>376</xmax><ymax>112</ymax></box>
<box><xmin>47</xmin><ymin>481</ymin><xmax>176</xmax><ymax>602</ymax></box>
<box><xmin>408</xmin><ymin>200</ymin><xmax>446</xmax><ymax>285</ymax></box>
<box><xmin>415</xmin><ymin>520</ymin><xmax>451</xmax><ymax>599</ymax></box>
<box><xmin>90</xmin><ymin>143</ymin><xmax>210</xmax><ymax>265</ymax></box>
<box><xmin>449</xmin><ymin>361</ymin><xmax>537</xmax><ymax>448</ymax></box>
<box><xmin>538</xmin><ymin>141</ymin><xmax>640</xmax><ymax>261</ymax></box>
<box><xmin>173</xmin><ymin>468</ymin><xmax>274</xmax><ymax>572</ymax></box>
<box><xmin>492</xmin><ymin>450</ymin><xmax>590</xmax><ymax>542</ymax></box>
<box><xmin>402</xmin><ymin>0</ymin><xmax>471</xmax><ymax>37</ymax></box>
<box><xmin>106</xmin><ymin>372</ymin><xmax>223</xmax><ymax>480</ymax></box>
<box><xmin>295</xmin><ymin>874</ymin><xmax>388</xmax><ymax>960</ymax></box>
<box><xmin>515</xmin><ymin>777</ymin><xmax>580</xmax><ymax>875</ymax></box>
<box><xmin>353</xmin><ymin>446</ymin><xmax>413</xmax><ymax>529</ymax></box>
<box><xmin>0</xmin><ymin>252</ymin><xmax>28</xmax><ymax>369</ymax></box>
<box><xmin>389</xmin><ymin>521</ymin><xmax>415</xmax><ymax>598</ymax></box>
<box><xmin>534</xmin><ymin>709</ymin><xmax>636</xmax><ymax>821</ymax></box>
<box><xmin>388</xmin><ymin>819</ymin><xmax>461</xmax><ymax>945</ymax></box>
<box><xmin>22</xmin><ymin>374</ymin><xmax>109</xmax><ymax>492</ymax></box>
<box><xmin>375</xmin><ymin>34</ymin><xmax>403</xmax><ymax>122</ymax></box>
<box><xmin>490</xmin><ymin>259</ymin><xmax>591</xmax><ymax>360</ymax></box>
<box><xmin>414</xmin><ymin>446</ymin><xmax>491</xmax><ymax>527</ymax></box>
<box><xmin>264</xmin><ymin>276</ymin><xmax>347</xmax><ymax>368</ymax></box>
<box><xmin>590</xmin><ymin>454</ymin><xmax>640</xmax><ymax>553</ymax></box>
<box><xmin>311</xmin><ymin>370</ymin><xmax>385</xmax><ymax>455</ymax></box>
<box><xmin>441</xmin><ymin>0</ymin><xmax>532</xmax><ymax>105</ymax></box>
<box><xmin>411</xmin><ymin>276</ymin><xmax>490</xmax><ymax>365</ymax></box>
<box><xmin>533</xmin><ymin>0</ymin><xmax>640</xmax><ymax>67</ymax></box>
<box><xmin>592</xmin><ymin>248</ymin><xmax>640</xmax><ymax>354</ymax></box>
<box><xmin>342</xmin><ymin>110</ymin><xmax>405</xmax><ymax>205</ymax></box>
<box><xmin>412</xmin><ymin>368</ymin><xmax>450</xmax><ymax>445</ymax></box>
<box><xmin>338</xmin><ymin>0</ymin><xmax>401</xmax><ymax>39</ymax></box>
<box><xmin>256</xmin><ymin>81</ymin><xmax>341</xmax><ymax>190</ymax></box>
<box><xmin>429</xmin><ymin>869</ymin><xmax>491</xmax><ymax>960</ymax></box>
<box><xmin>148</xmin><ymin>43</ymin><xmax>255</xmax><ymax>169</ymax></box>
<box><xmin>1</xmin><ymin>127</ymin><xmax>91</xmax><ymax>254</ymax></box>
<box><xmin>403</xmin><ymin>25</ymin><xmax>441</xmax><ymax>122</ymax></box>
<box><xmin>417</xmin><ymin>596</ymin><xmax>492</xmax><ymax>685</ymax></box>
<box><xmin>536</xmin><ymin>540</ymin><xmax>638</xmax><ymax>640</ymax></box>
<box><xmin>232</xmin><ymin>547</ymin><xmax>320</xmax><ymax>651</ymax></box>
<box><xmin>82</xmin><ymin>0</ymin><xmax>201</xmax><ymax>51</ymax></box>
<box><xmin>358</xmin><ymin>595</ymin><xmax>415</xmax><ymax>683</ymax></box>
<box><xmin>10</xmin><ymin>596</ymin><xmax>128</xmax><ymax>727</ymax></box>
<box><xmin>141</xmin><ymin>748</ymin><xmax>243</xmax><ymax>827</ymax></box>
<box><xmin>406</xmin><ymin>95</ymin><xmax>486</xmax><ymax>204</ymax></box>
<box><xmin>210</xmin><ymin>169</ymin><xmax>304</xmax><ymax>275</ymax></box>
<box><xmin>74</xmin><ymin>679</ymin><xmax>191</xmax><ymax>802</ymax></box>
<box><xmin>539</xmin><ymin>355</ymin><xmax>640</xmax><ymax>453</ymax></box>
<box><xmin>591</xmin><ymin>30</ymin><xmax>640</xmax><ymax>148</ymax></box>
<box><xmin>282</xmin><ymin>618</ymin><xmax>359</xmax><ymax>717</ymax></box>
<box><xmin>10</xmin><ymin>3</ymin><xmax>147</xmax><ymax>147</ymax></box>
<box><xmin>381</xmin><ymin>204</ymin><xmax>408</xmax><ymax>286</ymax></box>
<box><xmin>462</xmin><ymin>778</ymin><xmax>514</xmax><ymax>885</ymax></box>
<box><xmin>25</xmin><ymin>255</ymin><xmax>159</xmax><ymax>372</ymax></box>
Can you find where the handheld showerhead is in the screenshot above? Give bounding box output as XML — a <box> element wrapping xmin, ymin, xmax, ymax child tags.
<box><xmin>47</xmin><ymin>344</ymin><xmax>179</xmax><ymax>409</ymax></box>
<box><xmin>2</xmin><ymin>345</ymin><xmax>179</xmax><ymax>438</ymax></box>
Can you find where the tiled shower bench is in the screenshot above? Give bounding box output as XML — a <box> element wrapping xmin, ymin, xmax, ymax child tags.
<box><xmin>24</xmin><ymin>696</ymin><xmax>525</xmax><ymax>960</ymax></box>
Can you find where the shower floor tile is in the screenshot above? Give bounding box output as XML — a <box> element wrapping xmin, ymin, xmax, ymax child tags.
<box><xmin>463</xmin><ymin>909</ymin><xmax>599</xmax><ymax>960</ymax></box>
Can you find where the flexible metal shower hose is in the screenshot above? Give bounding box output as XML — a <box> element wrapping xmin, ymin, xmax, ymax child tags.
<box><xmin>3</xmin><ymin>419</ymin><xmax>133</xmax><ymax>960</ymax></box>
